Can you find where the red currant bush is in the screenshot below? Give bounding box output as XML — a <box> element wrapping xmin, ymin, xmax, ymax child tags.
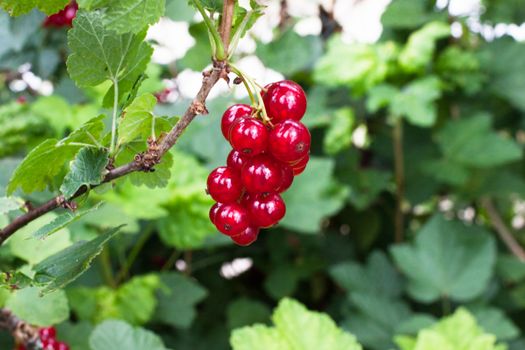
<box><xmin>206</xmin><ymin>167</ymin><xmax>243</xmax><ymax>203</ymax></box>
<box><xmin>241</xmin><ymin>154</ymin><xmax>283</xmax><ymax>193</ymax></box>
<box><xmin>221</xmin><ymin>104</ymin><xmax>253</xmax><ymax>139</ymax></box>
<box><xmin>263</xmin><ymin>80</ymin><xmax>307</xmax><ymax>123</ymax></box>
<box><xmin>214</xmin><ymin>203</ymin><xmax>250</xmax><ymax>236</ymax></box>
<box><xmin>268</xmin><ymin>120</ymin><xmax>311</xmax><ymax>163</ymax></box>
<box><xmin>229</xmin><ymin>118</ymin><xmax>268</xmax><ymax>156</ymax></box>
<box><xmin>246</xmin><ymin>192</ymin><xmax>286</xmax><ymax>227</ymax></box>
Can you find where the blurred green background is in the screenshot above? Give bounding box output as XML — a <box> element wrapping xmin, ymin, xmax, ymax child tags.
<box><xmin>2</xmin><ymin>0</ymin><xmax>525</xmax><ymax>349</ymax></box>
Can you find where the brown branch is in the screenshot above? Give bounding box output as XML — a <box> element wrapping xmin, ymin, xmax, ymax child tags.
<box><xmin>393</xmin><ymin>118</ymin><xmax>405</xmax><ymax>243</ymax></box>
<box><xmin>0</xmin><ymin>308</ymin><xmax>39</xmax><ymax>350</ymax></box>
<box><xmin>0</xmin><ymin>63</ymin><xmax>225</xmax><ymax>246</ymax></box>
<box><xmin>482</xmin><ymin>197</ymin><xmax>525</xmax><ymax>262</ymax></box>
<box><xmin>219</xmin><ymin>0</ymin><xmax>235</xmax><ymax>52</ymax></box>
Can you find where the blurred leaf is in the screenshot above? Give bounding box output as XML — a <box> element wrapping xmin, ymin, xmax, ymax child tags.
<box><xmin>56</xmin><ymin>321</ymin><xmax>94</xmax><ymax>350</ymax></box>
<box><xmin>60</xmin><ymin>148</ymin><xmax>109</xmax><ymax>199</ymax></box>
<box><xmin>398</xmin><ymin>21</ymin><xmax>450</xmax><ymax>73</ymax></box>
<box><xmin>165</xmin><ymin>0</ymin><xmax>195</xmax><ymax>21</ymax></box>
<box><xmin>436</xmin><ymin>47</ymin><xmax>484</xmax><ymax>94</ymax></box>
<box><xmin>281</xmin><ymin>157</ymin><xmax>348</xmax><ymax>233</ymax></box>
<box><xmin>231</xmin><ymin>298</ymin><xmax>362</xmax><ymax>350</ymax></box>
<box><xmin>90</xmin><ymin>320</ymin><xmax>171</xmax><ymax>350</ymax></box>
<box><xmin>0</xmin><ymin>0</ymin><xmax>69</xmax><ymax>16</ymax></box>
<box><xmin>346</xmin><ymin>169</ymin><xmax>392</xmax><ymax>210</ymax></box>
<box><xmin>366</xmin><ymin>84</ymin><xmax>398</xmax><ymax>113</ymax></box>
<box><xmin>481</xmin><ymin>0</ymin><xmax>525</xmax><ymax>24</ymax></box>
<box><xmin>0</xmin><ymin>197</ymin><xmax>20</xmax><ymax>215</ymax></box>
<box><xmin>381</xmin><ymin>0</ymin><xmax>429</xmax><ymax>29</ymax></box>
<box><xmin>103</xmin><ymin>0</ymin><xmax>165</xmax><ymax>34</ymax></box>
<box><xmin>179</xmin><ymin>22</ymin><xmax>212</xmax><ymax>71</ymax></box>
<box><xmin>227</xmin><ymin>298</ymin><xmax>271</xmax><ymax>329</ymax></box>
<box><xmin>436</xmin><ymin>113</ymin><xmax>522</xmax><ymax>168</ymax></box>
<box><xmin>496</xmin><ymin>254</ymin><xmax>525</xmax><ymax>283</ymax></box>
<box><xmin>154</xmin><ymin>272</ymin><xmax>208</xmax><ymax>329</ymax></box>
<box><xmin>256</xmin><ymin>29</ymin><xmax>322</xmax><ymax>76</ymax></box>
<box><xmin>323</xmin><ymin>108</ymin><xmax>355</xmax><ymax>155</ymax></box>
<box><xmin>33</xmin><ymin>225</ymin><xmax>122</xmax><ymax>293</ymax></box>
<box><xmin>6</xmin><ymin>288</ymin><xmax>69</xmax><ymax>326</ymax></box>
<box><xmin>470</xmin><ymin>307</ymin><xmax>520</xmax><ymax>341</ymax></box>
<box><xmin>395</xmin><ymin>308</ymin><xmax>506</xmax><ymax>350</ymax></box>
<box><xmin>390</xmin><ymin>215</ymin><xmax>496</xmax><ymax>303</ymax></box>
<box><xmin>264</xmin><ymin>266</ymin><xmax>299</xmax><ymax>300</ymax></box>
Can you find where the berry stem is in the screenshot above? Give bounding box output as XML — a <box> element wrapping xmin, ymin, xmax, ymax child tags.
<box><xmin>109</xmin><ymin>79</ymin><xmax>119</xmax><ymax>155</ymax></box>
<box><xmin>228</xmin><ymin>64</ymin><xmax>256</xmax><ymax>105</ymax></box>
<box><xmin>192</xmin><ymin>0</ymin><xmax>227</xmax><ymax>60</ymax></box>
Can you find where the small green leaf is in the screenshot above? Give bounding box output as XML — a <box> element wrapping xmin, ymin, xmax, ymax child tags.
<box><xmin>60</xmin><ymin>148</ymin><xmax>109</xmax><ymax>199</ymax></box>
<box><xmin>90</xmin><ymin>320</ymin><xmax>171</xmax><ymax>350</ymax></box>
<box><xmin>32</xmin><ymin>203</ymin><xmax>104</xmax><ymax>239</ymax></box>
<box><xmin>33</xmin><ymin>225</ymin><xmax>122</xmax><ymax>293</ymax></box>
<box><xmin>390</xmin><ymin>215</ymin><xmax>496</xmax><ymax>303</ymax></box>
<box><xmin>470</xmin><ymin>307</ymin><xmax>520</xmax><ymax>341</ymax></box>
<box><xmin>323</xmin><ymin>108</ymin><xmax>355</xmax><ymax>155</ymax></box>
<box><xmin>118</xmin><ymin>93</ymin><xmax>156</xmax><ymax>144</ymax></box>
<box><xmin>6</xmin><ymin>288</ymin><xmax>69</xmax><ymax>326</ymax></box>
<box><xmin>0</xmin><ymin>0</ymin><xmax>69</xmax><ymax>16</ymax></box>
<box><xmin>103</xmin><ymin>0</ymin><xmax>165</xmax><ymax>34</ymax></box>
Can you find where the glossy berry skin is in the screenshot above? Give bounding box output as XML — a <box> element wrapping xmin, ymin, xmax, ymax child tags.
<box><xmin>292</xmin><ymin>154</ymin><xmax>309</xmax><ymax>175</ymax></box>
<box><xmin>263</xmin><ymin>80</ymin><xmax>307</xmax><ymax>123</ymax></box>
<box><xmin>268</xmin><ymin>120</ymin><xmax>311</xmax><ymax>163</ymax></box>
<box><xmin>246</xmin><ymin>192</ymin><xmax>286</xmax><ymax>227</ymax></box>
<box><xmin>207</xmin><ymin>167</ymin><xmax>243</xmax><ymax>203</ymax></box>
<box><xmin>215</xmin><ymin>204</ymin><xmax>250</xmax><ymax>236</ymax></box>
<box><xmin>241</xmin><ymin>154</ymin><xmax>283</xmax><ymax>193</ymax></box>
<box><xmin>43</xmin><ymin>2</ymin><xmax>78</xmax><ymax>27</ymax></box>
<box><xmin>229</xmin><ymin>118</ymin><xmax>269</xmax><ymax>156</ymax></box>
<box><xmin>209</xmin><ymin>203</ymin><xmax>223</xmax><ymax>225</ymax></box>
<box><xmin>227</xmin><ymin>149</ymin><xmax>250</xmax><ymax>174</ymax></box>
<box><xmin>276</xmin><ymin>164</ymin><xmax>294</xmax><ymax>193</ymax></box>
<box><xmin>221</xmin><ymin>104</ymin><xmax>252</xmax><ymax>139</ymax></box>
<box><xmin>39</xmin><ymin>327</ymin><xmax>56</xmax><ymax>341</ymax></box>
<box><xmin>42</xmin><ymin>337</ymin><xmax>57</xmax><ymax>350</ymax></box>
<box><xmin>231</xmin><ymin>226</ymin><xmax>259</xmax><ymax>246</ymax></box>
<box><xmin>55</xmin><ymin>342</ymin><xmax>70</xmax><ymax>350</ymax></box>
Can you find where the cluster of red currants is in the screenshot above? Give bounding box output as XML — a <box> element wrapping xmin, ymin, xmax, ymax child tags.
<box><xmin>208</xmin><ymin>80</ymin><xmax>310</xmax><ymax>246</ymax></box>
<box><xmin>17</xmin><ymin>327</ymin><xmax>69</xmax><ymax>350</ymax></box>
<box><xmin>43</xmin><ymin>1</ymin><xmax>78</xmax><ymax>28</ymax></box>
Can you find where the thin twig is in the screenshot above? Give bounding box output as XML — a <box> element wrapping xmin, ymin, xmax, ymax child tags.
<box><xmin>393</xmin><ymin>118</ymin><xmax>405</xmax><ymax>243</ymax></box>
<box><xmin>482</xmin><ymin>197</ymin><xmax>525</xmax><ymax>262</ymax></box>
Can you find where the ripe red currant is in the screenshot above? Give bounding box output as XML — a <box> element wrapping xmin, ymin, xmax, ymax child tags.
<box><xmin>241</xmin><ymin>154</ymin><xmax>283</xmax><ymax>193</ymax></box>
<box><xmin>229</xmin><ymin>118</ymin><xmax>269</xmax><ymax>156</ymax></box>
<box><xmin>231</xmin><ymin>226</ymin><xmax>259</xmax><ymax>246</ymax></box>
<box><xmin>276</xmin><ymin>164</ymin><xmax>294</xmax><ymax>193</ymax></box>
<box><xmin>240</xmin><ymin>192</ymin><xmax>252</xmax><ymax>207</ymax></box>
<box><xmin>215</xmin><ymin>204</ymin><xmax>250</xmax><ymax>236</ymax></box>
<box><xmin>55</xmin><ymin>342</ymin><xmax>70</xmax><ymax>350</ymax></box>
<box><xmin>221</xmin><ymin>104</ymin><xmax>252</xmax><ymax>139</ymax></box>
<box><xmin>292</xmin><ymin>154</ymin><xmax>309</xmax><ymax>175</ymax></box>
<box><xmin>43</xmin><ymin>2</ymin><xmax>78</xmax><ymax>27</ymax></box>
<box><xmin>42</xmin><ymin>337</ymin><xmax>57</xmax><ymax>350</ymax></box>
<box><xmin>209</xmin><ymin>203</ymin><xmax>223</xmax><ymax>225</ymax></box>
<box><xmin>227</xmin><ymin>149</ymin><xmax>250</xmax><ymax>174</ymax></box>
<box><xmin>206</xmin><ymin>167</ymin><xmax>243</xmax><ymax>203</ymax></box>
<box><xmin>246</xmin><ymin>192</ymin><xmax>286</xmax><ymax>227</ymax></box>
<box><xmin>268</xmin><ymin>120</ymin><xmax>311</xmax><ymax>163</ymax></box>
<box><xmin>39</xmin><ymin>327</ymin><xmax>56</xmax><ymax>342</ymax></box>
<box><xmin>263</xmin><ymin>80</ymin><xmax>307</xmax><ymax>123</ymax></box>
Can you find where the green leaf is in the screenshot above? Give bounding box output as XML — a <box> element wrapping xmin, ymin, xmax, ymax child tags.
<box><xmin>129</xmin><ymin>152</ymin><xmax>173</xmax><ymax>189</ymax></box>
<box><xmin>0</xmin><ymin>0</ymin><xmax>69</xmax><ymax>16</ymax></box>
<box><xmin>154</xmin><ymin>272</ymin><xmax>208</xmax><ymax>329</ymax></box>
<box><xmin>179</xmin><ymin>22</ymin><xmax>212</xmax><ymax>71</ymax></box>
<box><xmin>481</xmin><ymin>0</ymin><xmax>525</xmax><ymax>24</ymax></box>
<box><xmin>390</xmin><ymin>214</ymin><xmax>496</xmax><ymax>303</ymax></box>
<box><xmin>398</xmin><ymin>21</ymin><xmax>450</xmax><ymax>73</ymax></box>
<box><xmin>33</xmin><ymin>225</ymin><xmax>122</xmax><ymax>293</ymax></box>
<box><xmin>32</xmin><ymin>203</ymin><xmax>104</xmax><ymax>240</ymax></box>
<box><xmin>165</xmin><ymin>0</ymin><xmax>195</xmax><ymax>21</ymax></box>
<box><xmin>89</xmin><ymin>320</ymin><xmax>170</xmax><ymax>350</ymax></box>
<box><xmin>281</xmin><ymin>157</ymin><xmax>348</xmax><ymax>233</ymax></box>
<box><xmin>230</xmin><ymin>298</ymin><xmax>362</xmax><ymax>350</ymax></box>
<box><xmin>8</xmin><ymin>213</ymin><xmax>72</xmax><ymax>265</ymax></box>
<box><xmin>103</xmin><ymin>0</ymin><xmax>165</xmax><ymax>34</ymax></box>
<box><xmin>381</xmin><ymin>0</ymin><xmax>429</xmax><ymax>29</ymax></box>
<box><xmin>7</xmin><ymin>116</ymin><xmax>105</xmax><ymax>195</ymax></box>
<box><xmin>227</xmin><ymin>298</ymin><xmax>271</xmax><ymax>329</ymax></box>
<box><xmin>67</xmin><ymin>11</ymin><xmax>153</xmax><ymax>89</ymax></box>
<box><xmin>390</xmin><ymin>76</ymin><xmax>442</xmax><ymax>127</ymax></box>
<box><xmin>56</xmin><ymin>321</ymin><xmax>94</xmax><ymax>350</ymax></box>
<box><xmin>0</xmin><ymin>197</ymin><xmax>20</xmax><ymax>215</ymax></box>
<box><xmin>395</xmin><ymin>308</ymin><xmax>506</xmax><ymax>350</ymax></box>
<box><xmin>5</xmin><ymin>288</ymin><xmax>69</xmax><ymax>326</ymax></box>
<box><xmin>323</xmin><ymin>108</ymin><xmax>355</xmax><ymax>155</ymax></box>
<box><xmin>61</xmin><ymin>148</ymin><xmax>110</xmax><ymax>199</ymax></box>
<box><xmin>256</xmin><ymin>29</ymin><xmax>322</xmax><ymax>76</ymax></box>
<box><xmin>436</xmin><ymin>113</ymin><xmax>522</xmax><ymax>168</ymax></box>
<box><xmin>118</xmin><ymin>93</ymin><xmax>156</xmax><ymax>144</ymax></box>
<box><xmin>470</xmin><ymin>307</ymin><xmax>520</xmax><ymax>341</ymax></box>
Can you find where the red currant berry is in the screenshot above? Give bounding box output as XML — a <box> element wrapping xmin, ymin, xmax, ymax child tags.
<box><xmin>246</xmin><ymin>192</ymin><xmax>286</xmax><ymax>227</ymax></box>
<box><xmin>231</xmin><ymin>226</ymin><xmax>259</xmax><ymax>246</ymax></box>
<box><xmin>207</xmin><ymin>167</ymin><xmax>243</xmax><ymax>203</ymax></box>
<box><xmin>240</xmin><ymin>192</ymin><xmax>252</xmax><ymax>207</ymax></box>
<box><xmin>263</xmin><ymin>80</ymin><xmax>307</xmax><ymax>123</ymax></box>
<box><xmin>221</xmin><ymin>104</ymin><xmax>252</xmax><ymax>139</ymax></box>
<box><xmin>215</xmin><ymin>204</ymin><xmax>250</xmax><ymax>236</ymax></box>
<box><xmin>268</xmin><ymin>120</ymin><xmax>310</xmax><ymax>163</ymax></box>
<box><xmin>42</xmin><ymin>337</ymin><xmax>57</xmax><ymax>350</ymax></box>
<box><xmin>39</xmin><ymin>327</ymin><xmax>56</xmax><ymax>341</ymax></box>
<box><xmin>292</xmin><ymin>154</ymin><xmax>309</xmax><ymax>175</ymax></box>
<box><xmin>276</xmin><ymin>164</ymin><xmax>294</xmax><ymax>193</ymax></box>
<box><xmin>209</xmin><ymin>202</ymin><xmax>223</xmax><ymax>225</ymax></box>
<box><xmin>241</xmin><ymin>154</ymin><xmax>283</xmax><ymax>193</ymax></box>
<box><xmin>227</xmin><ymin>149</ymin><xmax>250</xmax><ymax>174</ymax></box>
<box><xmin>63</xmin><ymin>2</ymin><xmax>78</xmax><ymax>26</ymax></box>
<box><xmin>229</xmin><ymin>118</ymin><xmax>269</xmax><ymax>156</ymax></box>
<box><xmin>55</xmin><ymin>342</ymin><xmax>70</xmax><ymax>350</ymax></box>
<box><xmin>16</xmin><ymin>345</ymin><xmax>26</xmax><ymax>350</ymax></box>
